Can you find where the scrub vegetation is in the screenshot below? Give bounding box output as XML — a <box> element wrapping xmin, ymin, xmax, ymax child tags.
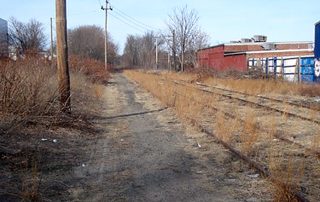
<box><xmin>124</xmin><ymin>69</ymin><xmax>320</xmax><ymax>201</ymax></box>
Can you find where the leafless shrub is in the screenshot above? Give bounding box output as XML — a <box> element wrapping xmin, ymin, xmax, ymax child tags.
<box><xmin>0</xmin><ymin>58</ymin><xmax>58</xmax><ymax>116</ymax></box>
<box><xmin>69</xmin><ymin>55</ymin><xmax>110</xmax><ymax>84</ymax></box>
<box><xmin>68</xmin><ymin>25</ymin><xmax>118</xmax><ymax>64</ymax></box>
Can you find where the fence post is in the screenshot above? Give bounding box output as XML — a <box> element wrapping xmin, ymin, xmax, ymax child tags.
<box><xmin>273</xmin><ymin>57</ymin><xmax>277</xmax><ymax>79</ymax></box>
<box><xmin>297</xmin><ymin>57</ymin><xmax>301</xmax><ymax>83</ymax></box>
<box><xmin>281</xmin><ymin>57</ymin><xmax>284</xmax><ymax>79</ymax></box>
<box><xmin>266</xmin><ymin>58</ymin><xmax>269</xmax><ymax>79</ymax></box>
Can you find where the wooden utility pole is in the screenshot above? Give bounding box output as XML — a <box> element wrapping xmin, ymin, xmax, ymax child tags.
<box><xmin>50</xmin><ymin>17</ymin><xmax>54</xmax><ymax>65</ymax></box>
<box><xmin>56</xmin><ymin>0</ymin><xmax>71</xmax><ymax>113</ymax></box>
<box><xmin>101</xmin><ymin>0</ymin><xmax>112</xmax><ymax>70</ymax></box>
<box><xmin>172</xmin><ymin>30</ymin><xmax>177</xmax><ymax>71</ymax></box>
<box><xmin>155</xmin><ymin>38</ymin><xmax>158</xmax><ymax>69</ymax></box>
<box><xmin>168</xmin><ymin>50</ymin><xmax>171</xmax><ymax>70</ymax></box>
<box><xmin>181</xmin><ymin>50</ymin><xmax>184</xmax><ymax>72</ymax></box>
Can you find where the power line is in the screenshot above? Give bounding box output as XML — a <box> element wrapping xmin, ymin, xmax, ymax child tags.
<box><xmin>111</xmin><ymin>7</ymin><xmax>156</xmax><ymax>31</ymax></box>
<box><xmin>112</xmin><ymin>9</ymin><xmax>153</xmax><ymax>31</ymax></box>
<box><xmin>109</xmin><ymin>12</ymin><xmax>146</xmax><ymax>33</ymax></box>
<box><xmin>112</xmin><ymin>6</ymin><xmax>158</xmax><ymax>30</ymax></box>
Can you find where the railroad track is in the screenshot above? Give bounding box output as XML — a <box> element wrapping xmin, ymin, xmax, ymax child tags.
<box><xmin>171</xmin><ymin>89</ymin><xmax>320</xmax><ymax>159</ymax></box>
<box><xmin>171</xmin><ymin>80</ymin><xmax>320</xmax><ymax>125</ymax></box>
<box><xmin>129</xmin><ymin>72</ymin><xmax>317</xmax><ymax>201</ymax></box>
<box><xmin>169</xmin><ymin>79</ymin><xmax>320</xmax><ymax>157</ymax></box>
<box><xmin>195</xmin><ymin>82</ymin><xmax>320</xmax><ymax>111</ymax></box>
<box><xmin>169</xmin><ymin>91</ymin><xmax>310</xmax><ymax>202</ymax></box>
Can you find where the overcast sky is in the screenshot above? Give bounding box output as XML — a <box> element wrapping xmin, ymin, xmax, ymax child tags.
<box><xmin>1</xmin><ymin>0</ymin><xmax>319</xmax><ymax>53</ymax></box>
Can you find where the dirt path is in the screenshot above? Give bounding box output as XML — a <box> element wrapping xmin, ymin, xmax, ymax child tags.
<box><xmin>69</xmin><ymin>73</ymin><xmax>273</xmax><ymax>201</ymax></box>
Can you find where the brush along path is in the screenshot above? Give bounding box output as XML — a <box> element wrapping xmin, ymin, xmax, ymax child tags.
<box><xmin>124</xmin><ymin>70</ymin><xmax>320</xmax><ymax>201</ymax></box>
<box><xmin>70</xmin><ymin>73</ymin><xmax>273</xmax><ymax>201</ymax></box>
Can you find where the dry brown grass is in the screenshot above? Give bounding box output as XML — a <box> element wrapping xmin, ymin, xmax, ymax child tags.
<box><xmin>154</xmin><ymin>70</ymin><xmax>320</xmax><ymax>97</ymax></box>
<box><xmin>0</xmin><ymin>57</ymin><xmax>108</xmax><ymax>126</ymax></box>
<box><xmin>202</xmin><ymin>77</ymin><xmax>320</xmax><ymax>97</ymax></box>
<box><xmin>0</xmin><ymin>57</ymin><xmax>109</xmax><ymax>200</ymax></box>
<box><xmin>268</xmin><ymin>150</ymin><xmax>305</xmax><ymax>202</ymax></box>
<box><xmin>240</xmin><ymin>110</ymin><xmax>259</xmax><ymax>155</ymax></box>
<box><xmin>124</xmin><ymin>70</ymin><xmax>314</xmax><ymax>201</ymax></box>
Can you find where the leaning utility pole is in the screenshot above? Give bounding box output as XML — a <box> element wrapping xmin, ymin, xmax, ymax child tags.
<box><xmin>56</xmin><ymin>0</ymin><xmax>71</xmax><ymax>113</ymax></box>
<box><xmin>101</xmin><ymin>0</ymin><xmax>112</xmax><ymax>70</ymax></box>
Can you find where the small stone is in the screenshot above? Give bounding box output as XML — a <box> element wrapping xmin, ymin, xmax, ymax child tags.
<box><xmin>248</xmin><ymin>174</ymin><xmax>259</xmax><ymax>178</ymax></box>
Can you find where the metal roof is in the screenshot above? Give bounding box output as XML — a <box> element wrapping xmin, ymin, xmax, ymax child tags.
<box><xmin>198</xmin><ymin>41</ymin><xmax>313</xmax><ymax>51</ymax></box>
<box><xmin>224</xmin><ymin>49</ymin><xmax>314</xmax><ymax>56</ymax></box>
<box><xmin>224</xmin><ymin>41</ymin><xmax>313</xmax><ymax>46</ymax></box>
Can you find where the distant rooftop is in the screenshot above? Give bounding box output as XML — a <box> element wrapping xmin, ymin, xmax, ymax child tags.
<box><xmin>199</xmin><ymin>41</ymin><xmax>313</xmax><ymax>51</ymax></box>
<box><xmin>224</xmin><ymin>41</ymin><xmax>313</xmax><ymax>46</ymax></box>
<box><xmin>224</xmin><ymin>49</ymin><xmax>314</xmax><ymax>56</ymax></box>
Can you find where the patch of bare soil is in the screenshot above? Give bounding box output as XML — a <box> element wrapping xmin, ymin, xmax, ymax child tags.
<box><xmin>0</xmin><ymin>117</ymin><xmax>100</xmax><ymax>201</ymax></box>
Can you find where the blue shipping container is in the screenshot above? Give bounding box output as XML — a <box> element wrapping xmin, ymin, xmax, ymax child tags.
<box><xmin>300</xmin><ymin>57</ymin><xmax>314</xmax><ymax>66</ymax></box>
<box><xmin>301</xmin><ymin>75</ymin><xmax>314</xmax><ymax>83</ymax></box>
<box><xmin>301</xmin><ymin>66</ymin><xmax>314</xmax><ymax>74</ymax></box>
<box><xmin>315</xmin><ymin>21</ymin><xmax>320</xmax><ymax>59</ymax></box>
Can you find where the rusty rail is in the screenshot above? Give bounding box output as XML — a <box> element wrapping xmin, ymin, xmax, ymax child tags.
<box><xmin>172</xmin><ymin>80</ymin><xmax>320</xmax><ymax>125</ymax></box>
<box><xmin>195</xmin><ymin>82</ymin><xmax>320</xmax><ymax>111</ymax></box>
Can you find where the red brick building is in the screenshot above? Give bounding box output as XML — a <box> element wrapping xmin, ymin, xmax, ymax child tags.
<box><xmin>197</xmin><ymin>41</ymin><xmax>314</xmax><ymax>72</ymax></box>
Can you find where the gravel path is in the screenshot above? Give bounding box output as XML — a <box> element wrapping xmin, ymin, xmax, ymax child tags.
<box><xmin>69</xmin><ymin>73</ymin><xmax>272</xmax><ymax>202</ymax></box>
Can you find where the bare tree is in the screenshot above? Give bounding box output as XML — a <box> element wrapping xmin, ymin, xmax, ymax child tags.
<box><xmin>166</xmin><ymin>6</ymin><xmax>209</xmax><ymax>71</ymax></box>
<box><xmin>123</xmin><ymin>35</ymin><xmax>139</xmax><ymax>67</ymax></box>
<box><xmin>9</xmin><ymin>17</ymin><xmax>47</xmax><ymax>55</ymax></box>
<box><xmin>122</xmin><ymin>32</ymin><xmax>162</xmax><ymax>68</ymax></box>
<box><xmin>188</xmin><ymin>31</ymin><xmax>209</xmax><ymax>68</ymax></box>
<box><xmin>68</xmin><ymin>25</ymin><xmax>118</xmax><ymax>63</ymax></box>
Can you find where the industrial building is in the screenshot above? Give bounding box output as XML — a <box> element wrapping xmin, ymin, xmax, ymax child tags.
<box><xmin>0</xmin><ymin>18</ymin><xmax>8</xmax><ymax>58</ymax></box>
<box><xmin>197</xmin><ymin>35</ymin><xmax>313</xmax><ymax>72</ymax></box>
